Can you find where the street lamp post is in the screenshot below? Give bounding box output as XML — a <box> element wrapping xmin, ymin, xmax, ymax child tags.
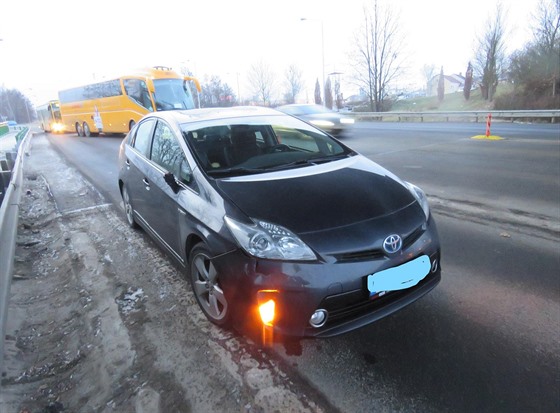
<box><xmin>300</xmin><ymin>18</ymin><xmax>325</xmax><ymax>104</ymax></box>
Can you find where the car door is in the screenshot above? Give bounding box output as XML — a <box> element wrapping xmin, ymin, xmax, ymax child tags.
<box><xmin>145</xmin><ymin>120</ymin><xmax>192</xmax><ymax>263</ymax></box>
<box><xmin>124</xmin><ymin>118</ymin><xmax>157</xmax><ymax>227</ymax></box>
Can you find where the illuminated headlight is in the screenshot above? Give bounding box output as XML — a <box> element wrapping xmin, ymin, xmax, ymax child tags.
<box><xmin>340</xmin><ymin>118</ymin><xmax>354</xmax><ymax>124</ymax></box>
<box><xmin>404</xmin><ymin>181</ymin><xmax>430</xmax><ymax>220</ymax></box>
<box><xmin>52</xmin><ymin>123</ymin><xmax>64</xmax><ymax>132</ymax></box>
<box><xmin>310</xmin><ymin>120</ymin><xmax>335</xmax><ymax>128</ymax></box>
<box><xmin>225</xmin><ymin>216</ymin><xmax>316</xmax><ymax>261</ymax></box>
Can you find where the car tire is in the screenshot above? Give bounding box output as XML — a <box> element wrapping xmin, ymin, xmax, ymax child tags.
<box><xmin>122</xmin><ymin>186</ymin><xmax>138</xmax><ymax>229</ymax></box>
<box><xmin>76</xmin><ymin>123</ymin><xmax>84</xmax><ymax>137</ymax></box>
<box><xmin>189</xmin><ymin>243</ymin><xmax>230</xmax><ymax>326</ymax></box>
<box><xmin>83</xmin><ymin>122</ymin><xmax>91</xmax><ymax>137</ymax></box>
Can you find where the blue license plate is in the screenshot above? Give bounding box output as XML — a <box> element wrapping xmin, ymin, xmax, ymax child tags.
<box><xmin>367</xmin><ymin>255</ymin><xmax>430</xmax><ymax>296</ymax></box>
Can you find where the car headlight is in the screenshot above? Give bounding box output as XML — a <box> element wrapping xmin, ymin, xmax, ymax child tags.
<box><xmin>224</xmin><ymin>216</ymin><xmax>316</xmax><ymax>261</ymax></box>
<box><xmin>340</xmin><ymin>118</ymin><xmax>355</xmax><ymax>124</ymax></box>
<box><xmin>310</xmin><ymin>120</ymin><xmax>335</xmax><ymax>128</ymax></box>
<box><xmin>404</xmin><ymin>182</ymin><xmax>430</xmax><ymax>220</ymax></box>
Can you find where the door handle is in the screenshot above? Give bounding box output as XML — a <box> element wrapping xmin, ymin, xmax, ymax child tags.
<box><xmin>142</xmin><ymin>178</ymin><xmax>150</xmax><ymax>189</ymax></box>
<box><xmin>178</xmin><ymin>208</ymin><xmax>186</xmax><ymax>215</ymax></box>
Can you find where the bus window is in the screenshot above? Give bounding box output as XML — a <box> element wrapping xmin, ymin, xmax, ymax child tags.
<box><xmin>152</xmin><ymin>79</ymin><xmax>195</xmax><ymax>111</ymax></box>
<box><xmin>124</xmin><ymin>79</ymin><xmax>153</xmax><ymax>111</ymax></box>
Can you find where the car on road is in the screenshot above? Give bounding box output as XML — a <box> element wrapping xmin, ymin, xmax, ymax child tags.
<box><xmin>117</xmin><ymin>106</ymin><xmax>441</xmax><ymax>340</ymax></box>
<box><xmin>276</xmin><ymin>104</ymin><xmax>354</xmax><ymax>138</ymax></box>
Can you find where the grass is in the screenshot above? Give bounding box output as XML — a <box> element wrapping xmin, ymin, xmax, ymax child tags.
<box><xmin>390</xmin><ymin>83</ymin><xmax>514</xmax><ymax>112</ymax></box>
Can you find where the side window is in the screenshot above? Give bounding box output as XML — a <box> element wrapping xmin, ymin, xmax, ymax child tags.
<box><xmin>151</xmin><ymin>121</ymin><xmax>192</xmax><ymax>183</ymax></box>
<box><xmin>124</xmin><ymin>79</ymin><xmax>153</xmax><ymax>111</ymax></box>
<box><xmin>132</xmin><ymin>119</ymin><xmax>155</xmax><ymax>158</ymax></box>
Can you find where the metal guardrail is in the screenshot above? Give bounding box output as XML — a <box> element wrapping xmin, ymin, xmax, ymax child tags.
<box><xmin>350</xmin><ymin>109</ymin><xmax>560</xmax><ymax>122</ymax></box>
<box><xmin>0</xmin><ymin>129</ymin><xmax>31</xmax><ymax>375</ymax></box>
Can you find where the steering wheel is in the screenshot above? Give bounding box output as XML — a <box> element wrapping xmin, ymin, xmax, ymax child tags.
<box><xmin>266</xmin><ymin>144</ymin><xmax>290</xmax><ymax>153</ymax></box>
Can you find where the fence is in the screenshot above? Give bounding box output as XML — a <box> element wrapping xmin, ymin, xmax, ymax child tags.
<box><xmin>0</xmin><ymin>128</ymin><xmax>30</xmax><ymax>375</ymax></box>
<box><xmin>350</xmin><ymin>109</ymin><xmax>560</xmax><ymax>123</ymax></box>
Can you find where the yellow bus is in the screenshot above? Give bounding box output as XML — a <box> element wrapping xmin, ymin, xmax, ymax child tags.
<box><xmin>58</xmin><ymin>66</ymin><xmax>201</xmax><ymax>136</ymax></box>
<box><xmin>36</xmin><ymin>100</ymin><xmax>65</xmax><ymax>133</ymax></box>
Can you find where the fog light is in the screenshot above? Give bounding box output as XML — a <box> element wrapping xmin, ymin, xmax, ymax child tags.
<box><xmin>259</xmin><ymin>300</ymin><xmax>275</xmax><ymax>326</ymax></box>
<box><xmin>431</xmin><ymin>259</ymin><xmax>439</xmax><ymax>273</ymax></box>
<box><xmin>309</xmin><ymin>309</ymin><xmax>328</xmax><ymax>328</ymax></box>
<box><xmin>257</xmin><ymin>290</ymin><xmax>278</xmax><ymax>327</ymax></box>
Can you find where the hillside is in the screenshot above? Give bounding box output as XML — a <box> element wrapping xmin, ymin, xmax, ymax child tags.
<box><xmin>389</xmin><ymin>83</ymin><xmax>514</xmax><ymax>112</ymax></box>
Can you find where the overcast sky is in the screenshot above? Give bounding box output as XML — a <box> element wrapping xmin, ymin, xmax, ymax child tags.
<box><xmin>1</xmin><ymin>0</ymin><xmax>541</xmax><ymax>105</ymax></box>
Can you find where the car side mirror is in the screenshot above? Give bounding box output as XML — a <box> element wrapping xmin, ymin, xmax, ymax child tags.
<box><xmin>164</xmin><ymin>172</ymin><xmax>181</xmax><ymax>193</ymax></box>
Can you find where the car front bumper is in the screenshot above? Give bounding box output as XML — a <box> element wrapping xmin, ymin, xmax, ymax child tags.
<box><xmin>213</xmin><ymin>218</ymin><xmax>441</xmax><ymax>339</ymax></box>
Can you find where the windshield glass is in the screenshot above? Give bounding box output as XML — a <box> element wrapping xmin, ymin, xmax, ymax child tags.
<box><xmin>51</xmin><ymin>103</ymin><xmax>62</xmax><ymax>121</ymax></box>
<box><xmin>153</xmin><ymin>79</ymin><xmax>196</xmax><ymax>111</ymax></box>
<box><xmin>181</xmin><ymin>114</ymin><xmax>353</xmax><ymax>177</ymax></box>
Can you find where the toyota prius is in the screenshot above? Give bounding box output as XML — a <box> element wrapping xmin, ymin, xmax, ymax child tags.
<box><xmin>117</xmin><ymin>106</ymin><xmax>441</xmax><ymax>339</ymax></box>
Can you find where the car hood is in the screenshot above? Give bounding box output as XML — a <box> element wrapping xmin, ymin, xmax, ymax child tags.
<box><xmin>215</xmin><ymin>155</ymin><xmax>419</xmax><ymax>237</ymax></box>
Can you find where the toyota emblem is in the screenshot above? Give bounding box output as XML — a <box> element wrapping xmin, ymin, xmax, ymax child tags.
<box><xmin>383</xmin><ymin>234</ymin><xmax>402</xmax><ymax>254</ymax></box>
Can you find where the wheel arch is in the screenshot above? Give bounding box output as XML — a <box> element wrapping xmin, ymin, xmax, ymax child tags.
<box><xmin>185</xmin><ymin>234</ymin><xmax>204</xmax><ymax>265</ymax></box>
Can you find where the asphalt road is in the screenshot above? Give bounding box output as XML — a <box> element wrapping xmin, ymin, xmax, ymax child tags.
<box><xmin>44</xmin><ymin>121</ymin><xmax>560</xmax><ymax>412</ymax></box>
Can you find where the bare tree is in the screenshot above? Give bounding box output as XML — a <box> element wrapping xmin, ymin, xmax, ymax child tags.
<box><xmin>474</xmin><ymin>4</ymin><xmax>507</xmax><ymax>101</ymax></box>
<box><xmin>247</xmin><ymin>60</ymin><xmax>276</xmax><ymax>106</ymax></box>
<box><xmin>199</xmin><ymin>76</ymin><xmax>236</xmax><ymax>108</ymax></box>
<box><xmin>0</xmin><ymin>87</ymin><xmax>34</xmax><ymax>123</ymax></box>
<box><xmin>284</xmin><ymin>64</ymin><xmax>304</xmax><ymax>104</ymax></box>
<box><xmin>350</xmin><ymin>0</ymin><xmax>406</xmax><ymax>111</ymax></box>
<box><xmin>532</xmin><ymin>0</ymin><xmax>560</xmax><ymax>97</ymax></box>
<box><xmin>422</xmin><ymin>64</ymin><xmax>436</xmax><ymax>93</ymax></box>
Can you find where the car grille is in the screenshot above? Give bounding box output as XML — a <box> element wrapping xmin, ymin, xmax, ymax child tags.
<box><xmin>310</xmin><ymin>265</ymin><xmax>438</xmax><ymax>332</ymax></box>
<box><xmin>334</xmin><ymin>225</ymin><xmax>425</xmax><ymax>262</ymax></box>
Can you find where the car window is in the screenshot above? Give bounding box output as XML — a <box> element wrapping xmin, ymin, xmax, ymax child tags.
<box><xmin>182</xmin><ymin>114</ymin><xmax>352</xmax><ymax>177</ymax></box>
<box><xmin>151</xmin><ymin>121</ymin><xmax>191</xmax><ymax>181</ymax></box>
<box><xmin>132</xmin><ymin>119</ymin><xmax>156</xmax><ymax>158</ymax></box>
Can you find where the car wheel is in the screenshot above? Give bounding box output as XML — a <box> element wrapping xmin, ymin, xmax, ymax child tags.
<box><xmin>189</xmin><ymin>243</ymin><xmax>230</xmax><ymax>326</ymax></box>
<box><xmin>122</xmin><ymin>187</ymin><xmax>138</xmax><ymax>229</ymax></box>
<box><xmin>83</xmin><ymin>122</ymin><xmax>91</xmax><ymax>137</ymax></box>
<box><xmin>76</xmin><ymin>123</ymin><xmax>84</xmax><ymax>137</ymax></box>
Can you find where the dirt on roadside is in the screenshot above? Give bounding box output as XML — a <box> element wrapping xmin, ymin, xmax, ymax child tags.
<box><xmin>0</xmin><ymin>135</ymin><xmax>327</xmax><ymax>413</ymax></box>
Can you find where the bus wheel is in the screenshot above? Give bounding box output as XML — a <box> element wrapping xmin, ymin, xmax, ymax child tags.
<box><xmin>129</xmin><ymin>120</ymin><xmax>136</xmax><ymax>131</ymax></box>
<box><xmin>83</xmin><ymin>122</ymin><xmax>91</xmax><ymax>137</ymax></box>
<box><xmin>76</xmin><ymin>123</ymin><xmax>84</xmax><ymax>137</ymax></box>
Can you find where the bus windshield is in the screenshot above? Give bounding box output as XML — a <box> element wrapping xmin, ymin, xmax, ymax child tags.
<box><xmin>153</xmin><ymin>79</ymin><xmax>196</xmax><ymax>111</ymax></box>
<box><xmin>52</xmin><ymin>102</ymin><xmax>62</xmax><ymax>120</ymax></box>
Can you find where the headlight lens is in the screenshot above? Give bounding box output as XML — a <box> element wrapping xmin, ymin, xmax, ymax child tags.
<box><xmin>404</xmin><ymin>182</ymin><xmax>430</xmax><ymax>220</ymax></box>
<box><xmin>340</xmin><ymin>118</ymin><xmax>355</xmax><ymax>124</ymax></box>
<box><xmin>225</xmin><ymin>216</ymin><xmax>316</xmax><ymax>261</ymax></box>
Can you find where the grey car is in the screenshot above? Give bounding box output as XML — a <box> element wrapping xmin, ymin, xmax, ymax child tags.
<box><xmin>117</xmin><ymin>106</ymin><xmax>441</xmax><ymax>340</ymax></box>
<box><xmin>276</xmin><ymin>104</ymin><xmax>354</xmax><ymax>138</ymax></box>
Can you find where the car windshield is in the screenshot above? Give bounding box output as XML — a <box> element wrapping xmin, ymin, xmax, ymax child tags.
<box><xmin>153</xmin><ymin>79</ymin><xmax>196</xmax><ymax>111</ymax></box>
<box><xmin>181</xmin><ymin>114</ymin><xmax>354</xmax><ymax>177</ymax></box>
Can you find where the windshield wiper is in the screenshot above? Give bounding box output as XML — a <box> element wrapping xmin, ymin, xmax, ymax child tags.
<box><xmin>206</xmin><ymin>167</ymin><xmax>267</xmax><ymax>177</ymax></box>
<box><xmin>262</xmin><ymin>154</ymin><xmax>350</xmax><ymax>172</ymax></box>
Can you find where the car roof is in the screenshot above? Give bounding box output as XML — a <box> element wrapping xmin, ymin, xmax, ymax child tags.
<box><xmin>144</xmin><ymin>106</ymin><xmax>283</xmax><ymax>125</ymax></box>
